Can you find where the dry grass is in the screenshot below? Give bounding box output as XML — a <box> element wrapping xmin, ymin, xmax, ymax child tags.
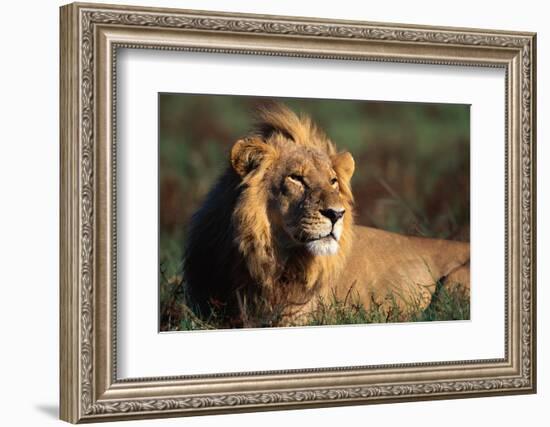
<box><xmin>160</xmin><ymin>272</ymin><xmax>469</xmax><ymax>331</ymax></box>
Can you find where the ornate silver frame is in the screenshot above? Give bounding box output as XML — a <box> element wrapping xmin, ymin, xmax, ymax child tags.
<box><xmin>60</xmin><ymin>2</ymin><xmax>537</xmax><ymax>423</ymax></box>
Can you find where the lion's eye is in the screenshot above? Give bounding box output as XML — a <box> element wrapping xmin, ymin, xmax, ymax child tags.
<box><xmin>288</xmin><ymin>174</ymin><xmax>305</xmax><ymax>186</ymax></box>
<box><xmin>330</xmin><ymin>177</ymin><xmax>338</xmax><ymax>186</ymax></box>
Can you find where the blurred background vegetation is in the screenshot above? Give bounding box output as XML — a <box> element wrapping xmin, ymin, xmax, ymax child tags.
<box><xmin>159</xmin><ymin>94</ymin><xmax>470</xmax><ymax>330</ymax></box>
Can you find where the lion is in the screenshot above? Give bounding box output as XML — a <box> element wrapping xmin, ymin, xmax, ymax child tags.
<box><xmin>183</xmin><ymin>102</ymin><xmax>470</xmax><ymax>327</ymax></box>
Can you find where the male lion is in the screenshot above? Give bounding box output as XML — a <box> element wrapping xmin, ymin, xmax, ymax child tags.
<box><xmin>183</xmin><ymin>103</ymin><xmax>469</xmax><ymax>327</ymax></box>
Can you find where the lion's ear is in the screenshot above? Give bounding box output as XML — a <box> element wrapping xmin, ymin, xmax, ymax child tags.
<box><xmin>230</xmin><ymin>137</ymin><xmax>275</xmax><ymax>177</ymax></box>
<box><xmin>331</xmin><ymin>151</ymin><xmax>355</xmax><ymax>182</ymax></box>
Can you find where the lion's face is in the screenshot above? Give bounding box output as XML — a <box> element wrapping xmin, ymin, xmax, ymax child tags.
<box><xmin>267</xmin><ymin>144</ymin><xmax>350</xmax><ymax>256</ymax></box>
<box><xmin>231</xmin><ymin>134</ymin><xmax>355</xmax><ymax>257</ymax></box>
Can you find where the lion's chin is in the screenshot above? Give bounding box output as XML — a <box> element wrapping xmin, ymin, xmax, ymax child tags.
<box><xmin>305</xmin><ymin>237</ymin><xmax>339</xmax><ymax>256</ymax></box>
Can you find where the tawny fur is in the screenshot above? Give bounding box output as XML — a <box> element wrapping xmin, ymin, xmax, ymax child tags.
<box><xmin>183</xmin><ymin>103</ymin><xmax>469</xmax><ymax>327</ymax></box>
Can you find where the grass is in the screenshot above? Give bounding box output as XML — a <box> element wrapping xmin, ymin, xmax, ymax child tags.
<box><xmin>159</xmin><ymin>269</ymin><xmax>470</xmax><ymax>331</ymax></box>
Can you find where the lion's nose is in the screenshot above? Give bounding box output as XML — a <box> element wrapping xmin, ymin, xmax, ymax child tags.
<box><xmin>319</xmin><ymin>208</ymin><xmax>345</xmax><ymax>224</ymax></box>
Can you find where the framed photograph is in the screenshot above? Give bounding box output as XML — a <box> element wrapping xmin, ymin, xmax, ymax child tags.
<box><xmin>60</xmin><ymin>2</ymin><xmax>537</xmax><ymax>423</ymax></box>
